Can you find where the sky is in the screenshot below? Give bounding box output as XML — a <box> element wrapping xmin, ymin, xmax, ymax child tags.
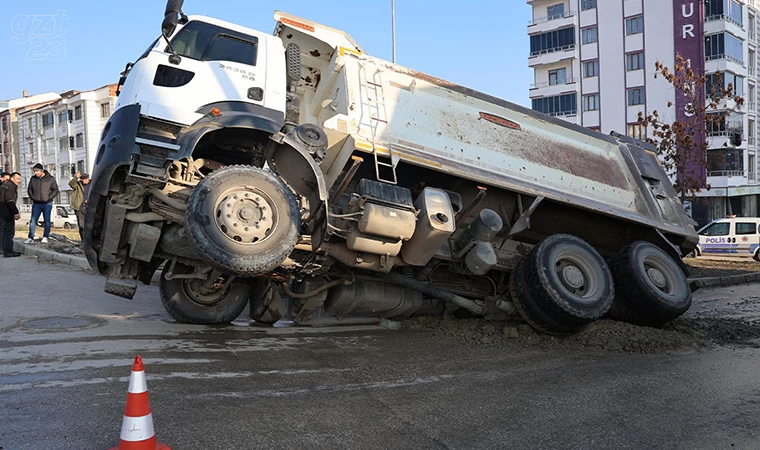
<box><xmin>0</xmin><ymin>0</ymin><xmax>532</xmax><ymax>106</ymax></box>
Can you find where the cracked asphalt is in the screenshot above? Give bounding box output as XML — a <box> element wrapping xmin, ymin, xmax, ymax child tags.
<box><xmin>2</xmin><ymin>256</ymin><xmax>760</xmax><ymax>449</ymax></box>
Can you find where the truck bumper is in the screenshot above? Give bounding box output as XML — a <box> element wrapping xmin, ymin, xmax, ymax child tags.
<box><xmin>83</xmin><ymin>104</ymin><xmax>142</xmax><ymax>271</ymax></box>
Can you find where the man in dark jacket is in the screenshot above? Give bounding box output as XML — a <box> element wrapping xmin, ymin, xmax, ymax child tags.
<box><xmin>24</xmin><ymin>163</ymin><xmax>59</xmax><ymax>244</ymax></box>
<box><xmin>0</xmin><ymin>172</ymin><xmax>22</xmax><ymax>257</ymax></box>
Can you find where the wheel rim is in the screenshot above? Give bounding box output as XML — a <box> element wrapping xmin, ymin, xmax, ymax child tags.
<box><xmin>181</xmin><ymin>276</ymin><xmax>231</xmax><ymax>307</ymax></box>
<box><xmin>213</xmin><ymin>186</ymin><xmax>279</xmax><ymax>244</ymax></box>
<box><xmin>642</xmin><ymin>255</ymin><xmax>679</xmax><ymax>295</ymax></box>
<box><xmin>553</xmin><ymin>251</ymin><xmax>600</xmax><ymax>302</ymax></box>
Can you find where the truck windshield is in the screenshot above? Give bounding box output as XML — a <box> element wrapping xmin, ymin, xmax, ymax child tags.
<box><xmin>168</xmin><ymin>21</ymin><xmax>257</xmax><ymax>66</ymax></box>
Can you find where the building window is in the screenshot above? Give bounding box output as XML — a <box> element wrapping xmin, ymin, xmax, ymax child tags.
<box><xmin>529</xmin><ymin>27</ymin><xmax>576</xmax><ymax>56</ymax></box>
<box><xmin>45</xmin><ymin>164</ymin><xmax>56</xmax><ymax>177</ymax></box>
<box><xmin>69</xmin><ymin>136</ymin><xmax>75</xmax><ymax>149</ymax></box>
<box><xmin>58</xmin><ymin>137</ymin><xmax>66</xmax><ymax>151</ymax></box>
<box><xmin>625</xmin><ymin>16</ymin><xmax>644</xmax><ymax>36</ymax></box>
<box><xmin>587</xmin><ymin>127</ymin><xmax>601</xmax><ymax>133</ymax></box>
<box><xmin>705</xmin><ymin>0</ymin><xmax>744</xmax><ymax>27</ymax></box>
<box><xmin>547</xmin><ymin>3</ymin><xmax>565</xmax><ymax>20</ymax></box>
<box><xmin>705</xmin><ymin>32</ymin><xmax>744</xmax><ymax>64</ymax></box>
<box><xmin>67</xmin><ymin>110</ymin><xmax>73</xmax><ymax>122</ymax></box>
<box><xmin>27</xmin><ymin>118</ymin><xmax>33</xmax><ymax>130</ymax></box>
<box><xmin>583</xmin><ymin>94</ymin><xmax>600</xmax><ymax>111</ymax></box>
<box><xmin>75</xmin><ymin>133</ymin><xmax>84</xmax><ymax>148</ymax></box>
<box><xmin>627</xmin><ymin>123</ymin><xmax>646</xmax><ymax>140</ymax></box>
<box><xmin>531</xmin><ymin>93</ymin><xmax>578</xmax><ymax>117</ymax></box>
<box><xmin>74</xmin><ymin>105</ymin><xmax>82</xmax><ymax>121</ymax></box>
<box><xmin>101</xmin><ymin>103</ymin><xmax>111</xmax><ymax>118</ymax></box>
<box><xmin>548</xmin><ymin>68</ymin><xmax>567</xmax><ymax>86</ymax></box>
<box><xmin>627</xmin><ymin>88</ymin><xmax>646</xmax><ymax>106</ymax></box>
<box><xmin>76</xmin><ymin>160</ymin><xmax>85</xmax><ymax>173</ymax></box>
<box><xmin>582</xmin><ymin>27</ymin><xmax>598</xmax><ymax>44</ymax></box>
<box><xmin>583</xmin><ymin>60</ymin><xmax>599</xmax><ymax>78</ymax></box>
<box><xmin>581</xmin><ymin>0</ymin><xmax>596</xmax><ymax>11</ymax></box>
<box><xmin>626</xmin><ymin>52</ymin><xmax>645</xmax><ymax>71</ymax></box>
<box><xmin>42</xmin><ymin>113</ymin><xmax>54</xmax><ymax>129</ymax></box>
<box><xmin>706</xmin><ymin>72</ymin><xmax>744</xmax><ymax>97</ymax></box>
<box><xmin>57</xmin><ymin>111</ymin><xmax>67</xmax><ymax>125</ymax></box>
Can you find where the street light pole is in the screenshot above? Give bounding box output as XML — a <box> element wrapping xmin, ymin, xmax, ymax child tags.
<box><xmin>392</xmin><ymin>0</ymin><xmax>396</xmax><ymax>64</ymax></box>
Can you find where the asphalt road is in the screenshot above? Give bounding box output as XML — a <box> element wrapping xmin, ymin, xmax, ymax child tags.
<box><xmin>1</xmin><ymin>257</ymin><xmax>760</xmax><ymax>449</ymax></box>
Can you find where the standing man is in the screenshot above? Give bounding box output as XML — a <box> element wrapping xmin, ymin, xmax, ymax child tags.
<box><xmin>0</xmin><ymin>172</ymin><xmax>22</xmax><ymax>257</ymax></box>
<box><xmin>0</xmin><ymin>172</ymin><xmax>9</xmax><ymax>183</ymax></box>
<box><xmin>69</xmin><ymin>171</ymin><xmax>90</xmax><ymax>240</ymax></box>
<box><xmin>24</xmin><ymin>163</ymin><xmax>59</xmax><ymax>244</ymax></box>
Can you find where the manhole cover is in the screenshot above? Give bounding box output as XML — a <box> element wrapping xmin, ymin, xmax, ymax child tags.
<box><xmin>9</xmin><ymin>316</ymin><xmax>108</xmax><ymax>333</ymax></box>
<box><xmin>25</xmin><ymin>317</ymin><xmax>92</xmax><ymax>330</ymax></box>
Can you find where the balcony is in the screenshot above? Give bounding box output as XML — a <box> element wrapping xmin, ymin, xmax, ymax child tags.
<box><xmin>705</xmin><ymin>14</ymin><xmax>744</xmax><ymax>30</ymax></box>
<box><xmin>529</xmin><ymin>45</ymin><xmax>577</xmax><ymax>67</ymax></box>
<box><xmin>708</xmin><ymin>170</ymin><xmax>749</xmax><ymax>188</ymax></box>
<box><xmin>529</xmin><ymin>10</ymin><xmax>576</xmax><ymax>26</ymax></box>
<box><xmin>705</xmin><ymin>53</ymin><xmax>744</xmax><ymax>66</ymax></box>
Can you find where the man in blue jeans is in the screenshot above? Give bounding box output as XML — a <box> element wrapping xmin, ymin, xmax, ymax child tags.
<box><xmin>24</xmin><ymin>163</ymin><xmax>59</xmax><ymax>244</ymax></box>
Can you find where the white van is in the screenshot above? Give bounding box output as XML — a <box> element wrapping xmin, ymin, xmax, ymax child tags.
<box><xmin>19</xmin><ymin>205</ymin><xmax>77</xmax><ymax>229</ymax></box>
<box><xmin>695</xmin><ymin>217</ymin><xmax>760</xmax><ymax>261</ymax></box>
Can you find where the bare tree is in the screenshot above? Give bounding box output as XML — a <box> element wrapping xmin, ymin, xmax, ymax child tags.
<box><xmin>638</xmin><ymin>53</ymin><xmax>744</xmax><ymax>200</ymax></box>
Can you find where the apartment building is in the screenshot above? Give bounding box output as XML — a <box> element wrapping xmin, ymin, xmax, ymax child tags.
<box><xmin>15</xmin><ymin>84</ymin><xmax>117</xmax><ymax>205</ymax></box>
<box><xmin>0</xmin><ymin>91</ymin><xmax>61</xmax><ymax>174</ymax></box>
<box><xmin>528</xmin><ymin>0</ymin><xmax>760</xmax><ymax>225</ymax></box>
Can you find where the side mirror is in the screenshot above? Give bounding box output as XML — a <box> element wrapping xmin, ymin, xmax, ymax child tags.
<box><xmin>162</xmin><ymin>13</ymin><xmax>179</xmax><ymax>39</ymax></box>
<box><xmin>165</xmin><ymin>0</ymin><xmax>184</xmax><ymax>16</ymax></box>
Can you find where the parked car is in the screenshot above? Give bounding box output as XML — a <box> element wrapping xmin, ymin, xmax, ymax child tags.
<box><xmin>19</xmin><ymin>205</ymin><xmax>77</xmax><ymax>229</ymax></box>
<box><xmin>695</xmin><ymin>217</ymin><xmax>760</xmax><ymax>261</ymax></box>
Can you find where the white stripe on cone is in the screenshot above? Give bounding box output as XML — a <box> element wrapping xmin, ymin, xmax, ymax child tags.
<box><xmin>128</xmin><ymin>370</ymin><xmax>147</xmax><ymax>394</ymax></box>
<box><xmin>120</xmin><ymin>413</ymin><xmax>156</xmax><ymax>442</ymax></box>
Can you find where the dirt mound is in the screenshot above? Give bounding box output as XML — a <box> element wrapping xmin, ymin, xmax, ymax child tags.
<box><xmin>403</xmin><ymin>315</ymin><xmax>760</xmax><ymax>354</ymax></box>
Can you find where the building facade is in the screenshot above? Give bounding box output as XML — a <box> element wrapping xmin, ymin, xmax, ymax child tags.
<box><xmin>0</xmin><ymin>91</ymin><xmax>61</xmax><ymax>174</ymax></box>
<box><xmin>14</xmin><ymin>84</ymin><xmax>117</xmax><ymax>205</ymax></box>
<box><xmin>528</xmin><ymin>0</ymin><xmax>760</xmax><ymax>225</ymax></box>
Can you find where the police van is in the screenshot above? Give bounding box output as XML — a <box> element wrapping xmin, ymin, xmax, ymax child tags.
<box><xmin>695</xmin><ymin>217</ymin><xmax>760</xmax><ymax>261</ymax></box>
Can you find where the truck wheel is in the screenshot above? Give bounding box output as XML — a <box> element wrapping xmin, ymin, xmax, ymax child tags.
<box><xmin>249</xmin><ymin>278</ymin><xmax>286</xmax><ymax>325</ymax></box>
<box><xmin>185</xmin><ymin>165</ymin><xmax>300</xmax><ymax>277</ymax></box>
<box><xmin>159</xmin><ymin>262</ymin><xmax>249</xmax><ymax>324</ymax></box>
<box><xmin>63</xmin><ymin>222</ymin><xmax>72</xmax><ymax>230</ymax></box>
<box><xmin>608</xmin><ymin>241</ymin><xmax>691</xmax><ymax>327</ymax></box>
<box><xmin>510</xmin><ymin>234</ymin><xmax>614</xmax><ymax>334</ymax></box>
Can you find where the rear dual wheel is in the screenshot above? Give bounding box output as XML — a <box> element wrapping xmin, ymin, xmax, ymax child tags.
<box><xmin>607</xmin><ymin>241</ymin><xmax>691</xmax><ymax>327</ymax></box>
<box><xmin>510</xmin><ymin>234</ymin><xmax>615</xmax><ymax>334</ymax></box>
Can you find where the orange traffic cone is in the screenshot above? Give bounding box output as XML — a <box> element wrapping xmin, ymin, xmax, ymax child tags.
<box><xmin>110</xmin><ymin>356</ymin><xmax>171</xmax><ymax>450</ymax></box>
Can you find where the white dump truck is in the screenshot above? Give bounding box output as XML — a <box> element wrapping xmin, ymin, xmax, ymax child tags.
<box><xmin>84</xmin><ymin>1</ymin><xmax>699</xmax><ymax>333</ymax></box>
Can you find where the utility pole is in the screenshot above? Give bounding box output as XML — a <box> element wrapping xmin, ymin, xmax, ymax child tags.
<box><xmin>392</xmin><ymin>0</ymin><xmax>396</xmax><ymax>64</ymax></box>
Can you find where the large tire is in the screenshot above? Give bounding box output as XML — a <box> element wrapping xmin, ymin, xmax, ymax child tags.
<box><xmin>608</xmin><ymin>241</ymin><xmax>691</xmax><ymax>327</ymax></box>
<box><xmin>510</xmin><ymin>234</ymin><xmax>615</xmax><ymax>334</ymax></box>
<box><xmin>185</xmin><ymin>165</ymin><xmax>300</xmax><ymax>277</ymax></box>
<box><xmin>159</xmin><ymin>262</ymin><xmax>250</xmax><ymax>324</ymax></box>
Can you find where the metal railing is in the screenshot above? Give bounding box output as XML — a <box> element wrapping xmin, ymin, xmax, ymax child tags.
<box><xmin>530</xmin><ymin>77</ymin><xmax>580</xmax><ymax>89</ymax></box>
<box><xmin>547</xmin><ymin>109</ymin><xmax>577</xmax><ymax>117</ymax></box>
<box><xmin>708</xmin><ymin>170</ymin><xmax>747</xmax><ymax>177</ymax></box>
<box><xmin>707</xmin><ymin>128</ymin><xmax>744</xmax><ymax>137</ymax></box>
<box><xmin>530</xmin><ymin>44</ymin><xmax>576</xmax><ymax>57</ymax></box>
<box><xmin>705</xmin><ymin>14</ymin><xmax>744</xmax><ymax>29</ymax></box>
<box><xmin>705</xmin><ymin>53</ymin><xmax>744</xmax><ymax>66</ymax></box>
<box><xmin>529</xmin><ymin>10</ymin><xmax>576</xmax><ymax>26</ymax></box>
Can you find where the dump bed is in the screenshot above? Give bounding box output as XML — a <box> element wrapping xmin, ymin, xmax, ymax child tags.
<box><xmin>275</xmin><ymin>12</ymin><xmax>698</xmax><ymax>248</ymax></box>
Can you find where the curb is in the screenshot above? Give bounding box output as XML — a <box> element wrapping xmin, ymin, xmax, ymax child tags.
<box><xmin>13</xmin><ymin>240</ymin><xmax>91</xmax><ymax>270</ymax></box>
<box><xmin>689</xmin><ymin>272</ymin><xmax>760</xmax><ymax>290</ymax></box>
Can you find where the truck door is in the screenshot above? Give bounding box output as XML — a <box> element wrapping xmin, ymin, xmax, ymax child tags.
<box><xmin>699</xmin><ymin>221</ymin><xmax>731</xmax><ymax>255</ymax></box>
<box><xmin>734</xmin><ymin>221</ymin><xmax>759</xmax><ymax>257</ymax></box>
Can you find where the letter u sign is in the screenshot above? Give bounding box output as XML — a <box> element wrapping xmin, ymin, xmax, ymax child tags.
<box><xmin>682</xmin><ymin>3</ymin><xmax>694</xmax><ymax>17</ymax></box>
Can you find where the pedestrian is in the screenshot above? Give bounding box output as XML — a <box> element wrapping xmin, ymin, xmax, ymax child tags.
<box><xmin>0</xmin><ymin>172</ymin><xmax>23</xmax><ymax>257</ymax></box>
<box><xmin>24</xmin><ymin>163</ymin><xmax>59</xmax><ymax>244</ymax></box>
<box><xmin>69</xmin><ymin>171</ymin><xmax>90</xmax><ymax>240</ymax></box>
<box><xmin>0</xmin><ymin>172</ymin><xmax>9</xmax><ymax>183</ymax></box>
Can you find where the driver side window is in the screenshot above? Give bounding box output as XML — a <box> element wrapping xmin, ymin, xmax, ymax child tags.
<box><xmin>701</xmin><ymin>222</ymin><xmax>730</xmax><ymax>236</ymax></box>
